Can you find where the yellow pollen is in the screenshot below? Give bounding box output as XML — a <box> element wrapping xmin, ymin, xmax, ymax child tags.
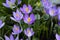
<box><xmin>27</xmin><ymin>30</ymin><xmax>30</xmax><ymax>33</ymax></box>
<box><xmin>27</xmin><ymin>17</ymin><xmax>31</xmax><ymax>22</ymax></box>
<box><xmin>25</xmin><ymin>7</ymin><xmax>29</xmax><ymax>12</ymax></box>
<box><xmin>51</xmin><ymin>10</ymin><xmax>54</xmax><ymax>14</ymax></box>
<box><xmin>16</xmin><ymin>13</ymin><xmax>19</xmax><ymax>17</ymax></box>
<box><xmin>15</xmin><ymin>28</ymin><xmax>18</xmax><ymax>31</ymax></box>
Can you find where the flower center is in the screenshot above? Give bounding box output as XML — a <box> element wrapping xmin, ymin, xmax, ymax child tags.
<box><xmin>27</xmin><ymin>17</ymin><xmax>31</xmax><ymax>22</ymax></box>
<box><xmin>44</xmin><ymin>0</ymin><xmax>46</xmax><ymax>2</ymax></box>
<box><xmin>51</xmin><ymin>10</ymin><xmax>54</xmax><ymax>15</ymax></box>
<box><xmin>16</xmin><ymin>13</ymin><xmax>19</xmax><ymax>17</ymax></box>
<box><xmin>27</xmin><ymin>30</ymin><xmax>31</xmax><ymax>33</ymax></box>
<box><xmin>25</xmin><ymin>7</ymin><xmax>29</xmax><ymax>12</ymax></box>
<box><xmin>15</xmin><ymin>28</ymin><xmax>18</xmax><ymax>31</ymax></box>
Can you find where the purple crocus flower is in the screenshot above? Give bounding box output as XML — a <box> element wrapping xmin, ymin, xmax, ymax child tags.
<box><xmin>41</xmin><ymin>0</ymin><xmax>52</xmax><ymax>9</ymax></box>
<box><xmin>2</xmin><ymin>0</ymin><xmax>16</xmax><ymax>8</ymax></box>
<box><xmin>5</xmin><ymin>34</ymin><xmax>18</xmax><ymax>40</ymax></box>
<box><xmin>12</xmin><ymin>25</ymin><xmax>22</xmax><ymax>35</ymax></box>
<box><xmin>10</xmin><ymin>9</ymin><xmax>23</xmax><ymax>22</ymax></box>
<box><xmin>20</xmin><ymin>4</ymin><xmax>32</xmax><ymax>14</ymax></box>
<box><xmin>56</xmin><ymin>34</ymin><xmax>60</xmax><ymax>40</ymax></box>
<box><xmin>44</xmin><ymin>6</ymin><xmax>57</xmax><ymax>17</ymax></box>
<box><xmin>23</xmin><ymin>14</ymin><xmax>35</xmax><ymax>24</ymax></box>
<box><xmin>0</xmin><ymin>20</ymin><xmax>5</xmax><ymax>28</ymax></box>
<box><xmin>24</xmin><ymin>27</ymin><xmax>34</xmax><ymax>37</ymax></box>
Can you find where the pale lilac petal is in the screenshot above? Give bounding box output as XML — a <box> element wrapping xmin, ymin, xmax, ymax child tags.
<box><xmin>15</xmin><ymin>36</ymin><xmax>18</xmax><ymax>40</ymax></box>
<box><xmin>10</xmin><ymin>35</ymin><xmax>14</xmax><ymax>40</ymax></box>
<box><xmin>23</xmin><ymin>15</ymin><xmax>29</xmax><ymax>23</ymax></box>
<box><xmin>10</xmin><ymin>0</ymin><xmax>16</xmax><ymax>3</ymax></box>
<box><xmin>6</xmin><ymin>0</ymin><xmax>9</xmax><ymax>4</ymax></box>
<box><xmin>56</xmin><ymin>34</ymin><xmax>60</xmax><ymax>40</ymax></box>
<box><xmin>10</xmin><ymin>17</ymin><xmax>17</xmax><ymax>22</ymax></box>
<box><xmin>18</xmin><ymin>0</ymin><xmax>21</xmax><ymax>4</ymax></box>
<box><xmin>28</xmin><ymin>5</ymin><xmax>32</xmax><ymax>13</ymax></box>
<box><xmin>0</xmin><ymin>23</ymin><xmax>5</xmax><ymax>28</ymax></box>
<box><xmin>2</xmin><ymin>3</ymin><xmax>9</xmax><ymax>8</ymax></box>
<box><xmin>5</xmin><ymin>35</ymin><xmax>10</xmax><ymax>40</ymax></box>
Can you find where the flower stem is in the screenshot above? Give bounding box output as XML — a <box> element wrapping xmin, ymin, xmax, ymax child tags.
<box><xmin>28</xmin><ymin>37</ymin><xmax>31</xmax><ymax>40</ymax></box>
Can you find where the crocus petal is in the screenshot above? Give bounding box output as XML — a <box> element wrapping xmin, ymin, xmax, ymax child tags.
<box><xmin>2</xmin><ymin>3</ymin><xmax>9</xmax><ymax>8</ymax></box>
<box><xmin>23</xmin><ymin>14</ymin><xmax>29</xmax><ymax>23</ymax></box>
<box><xmin>10</xmin><ymin>35</ymin><xmax>14</xmax><ymax>40</ymax></box>
<box><xmin>6</xmin><ymin>0</ymin><xmax>9</xmax><ymax>4</ymax></box>
<box><xmin>10</xmin><ymin>17</ymin><xmax>17</xmax><ymax>22</ymax></box>
<box><xmin>18</xmin><ymin>0</ymin><xmax>21</xmax><ymax>4</ymax></box>
<box><xmin>5</xmin><ymin>35</ymin><xmax>10</xmax><ymax>40</ymax></box>
<box><xmin>0</xmin><ymin>23</ymin><xmax>5</xmax><ymax>28</ymax></box>
<box><xmin>56</xmin><ymin>34</ymin><xmax>60</xmax><ymax>40</ymax></box>
<box><xmin>30</xmin><ymin>14</ymin><xmax>35</xmax><ymax>21</ymax></box>
<box><xmin>28</xmin><ymin>5</ymin><xmax>32</xmax><ymax>13</ymax></box>
<box><xmin>10</xmin><ymin>0</ymin><xmax>16</xmax><ymax>3</ymax></box>
<box><xmin>15</xmin><ymin>36</ymin><xmax>18</xmax><ymax>40</ymax></box>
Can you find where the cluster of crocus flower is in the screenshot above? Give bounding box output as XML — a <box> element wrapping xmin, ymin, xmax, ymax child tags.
<box><xmin>5</xmin><ymin>24</ymin><xmax>34</xmax><ymax>40</ymax></box>
<box><xmin>3</xmin><ymin>0</ymin><xmax>35</xmax><ymax>39</ymax></box>
<box><xmin>41</xmin><ymin>0</ymin><xmax>60</xmax><ymax>40</ymax></box>
<box><xmin>2</xmin><ymin>0</ymin><xmax>35</xmax><ymax>39</ymax></box>
<box><xmin>41</xmin><ymin>0</ymin><xmax>58</xmax><ymax>17</ymax></box>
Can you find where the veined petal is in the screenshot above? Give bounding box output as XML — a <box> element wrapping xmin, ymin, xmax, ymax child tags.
<box><xmin>0</xmin><ymin>22</ymin><xmax>5</xmax><ymax>28</ymax></box>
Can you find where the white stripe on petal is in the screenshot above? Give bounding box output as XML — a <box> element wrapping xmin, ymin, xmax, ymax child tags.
<box><xmin>0</xmin><ymin>23</ymin><xmax>5</xmax><ymax>28</ymax></box>
<box><xmin>10</xmin><ymin>17</ymin><xmax>17</xmax><ymax>22</ymax></box>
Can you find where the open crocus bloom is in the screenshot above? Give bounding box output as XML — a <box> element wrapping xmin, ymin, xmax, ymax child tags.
<box><xmin>5</xmin><ymin>34</ymin><xmax>18</xmax><ymax>40</ymax></box>
<box><xmin>20</xmin><ymin>4</ymin><xmax>32</xmax><ymax>14</ymax></box>
<box><xmin>10</xmin><ymin>9</ymin><xmax>23</xmax><ymax>22</ymax></box>
<box><xmin>24</xmin><ymin>27</ymin><xmax>34</xmax><ymax>37</ymax></box>
<box><xmin>41</xmin><ymin>0</ymin><xmax>52</xmax><ymax>9</ymax></box>
<box><xmin>56</xmin><ymin>34</ymin><xmax>60</xmax><ymax>40</ymax></box>
<box><xmin>23</xmin><ymin>14</ymin><xmax>35</xmax><ymax>24</ymax></box>
<box><xmin>12</xmin><ymin>25</ymin><xmax>22</xmax><ymax>35</ymax></box>
<box><xmin>44</xmin><ymin>6</ymin><xmax>57</xmax><ymax>17</ymax></box>
<box><xmin>48</xmin><ymin>6</ymin><xmax>57</xmax><ymax>17</ymax></box>
<box><xmin>0</xmin><ymin>20</ymin><xmax>5</xmax><ymax>28</ymax></box>
<box><xmin>2</xmin><ymin>0</ymin><xmax>16</xmax><ymax>8</ymax></box>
